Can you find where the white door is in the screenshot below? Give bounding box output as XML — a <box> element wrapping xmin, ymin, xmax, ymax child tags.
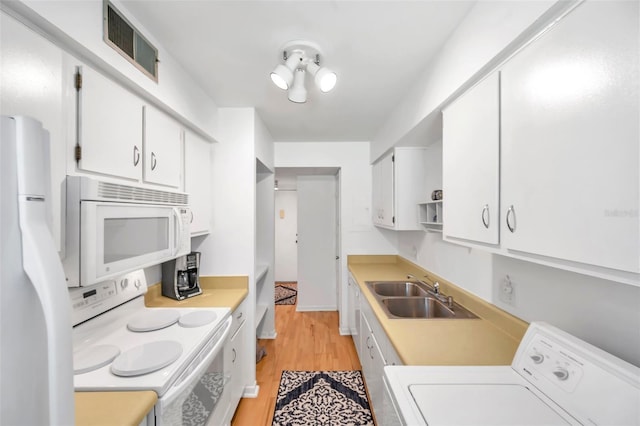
<box><xmin>297</xmin><ymin>175</ymin><xmax>337</xmax><ymax>311</ymax></box>
<box><xmin>274</xmin><ymin>190</ymin><xmax>298</xmax><ymax>282</ymax></box>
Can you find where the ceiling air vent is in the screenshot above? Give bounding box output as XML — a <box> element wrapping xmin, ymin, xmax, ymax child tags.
<box><xmin>103</xmin><ymin>1</ymin><xmax>158</xmax><ymax>82</ymax></box>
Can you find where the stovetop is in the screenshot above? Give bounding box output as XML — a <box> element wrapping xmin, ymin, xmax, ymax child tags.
<box><xmin>70</xmin><ymin>270</ymin><xmax>230</xmax><ymax>397</ymax></box>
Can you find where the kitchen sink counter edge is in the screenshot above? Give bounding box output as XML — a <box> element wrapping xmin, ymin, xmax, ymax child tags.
<box><xmin>348</xmin><ymin>255</ymin><xmax>528</xmax><ymax>366</ymax></box>
<box><xmin>75</xmin><ymin>275</ymin><xmax>248</xmax><ymax>426</ymax></box>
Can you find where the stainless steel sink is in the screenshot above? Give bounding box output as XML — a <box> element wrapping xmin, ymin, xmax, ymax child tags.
<box><xmin>383</xmin><ymin>297</ymin><xmax>454</xmax><ymax>318</ymax></box>
<box><xmin>381</xmin><ymin>297</ymin><xmax>477</xmax><ymax>319</ymax></box>
<box><xmin>368</xmin><ymin>281</ymin><xmax>429</xmax><ymax>297</ymax></box>
<box><xmin>364</xmin><ymin>280</ymin><xmax>478</xmax><ymax>320</ymax></box>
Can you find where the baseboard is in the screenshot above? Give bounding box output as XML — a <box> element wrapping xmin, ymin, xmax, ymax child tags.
<box><xmin>242</xmin><ymin>382</ymin><xmax>260</xmax><ymax>398</ymax></box>
<box><xmin>339</xmin><ymin>326</ymin><xmax>352</xmax><ymax>336</ymax></box>
<box><xmin>258</xmin><ymin>330</ymin><xmax>277</xmax><ymax>339</ymax></box>
<box><xmin>296</xmin><ymin>305</ymin><xmax>337</xmax><ymax>312</ymax></box>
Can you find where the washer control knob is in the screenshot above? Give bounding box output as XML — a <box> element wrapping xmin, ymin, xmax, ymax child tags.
<box><xmin>529</xmin><ymin>352</ymin><xmax>544</xmax><ymax>364</ymax></box>
<box><xmin>552</xmin><ymin>368</ymin><xmax>569</xmax><ymax>381</ymax></box>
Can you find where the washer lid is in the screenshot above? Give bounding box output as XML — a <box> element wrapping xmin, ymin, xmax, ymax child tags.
<box><xmin>111</xmin><ymin>340</ymin><xmax>182</xmax><ymax>377</ymax></box>
<box><xmin>409</xmin><ymin>384</ymin><xmax>573</xmax><ymax>426</ymax></box>
<box><xmin>178</xmin><ymin>310</ymin><xmax>217</xmax><ymax>328</ymax></box>
<box><xmin>74</xmin><ymin>345</ymin><xmax>120</xmax><ymax>374</ymax></box>
<box><xmin>127</xmin><ymin>309</ymin><xmax>180</xmax><ymax>332</ymax></box>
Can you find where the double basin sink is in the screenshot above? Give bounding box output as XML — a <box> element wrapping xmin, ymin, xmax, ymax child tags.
<box><xmin>365</xmin><ymin>281</ymin><xmax>478</xmax><ymax>320</ymax></box>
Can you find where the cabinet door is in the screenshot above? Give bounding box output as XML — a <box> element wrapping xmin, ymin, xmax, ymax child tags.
<box><xmin>372</xmin><ymin>152</ymin><xmax>395</xmax><ymax>227</ymax></box>
<box><xmin>443</xmin><ymin>72</ymin><xmax>500</xmax><ymax>245</ymax></box>
<box><xmin>361</xmin><ymin>313</ymin><xmax>384</xmax><ymax>419</ymax></box>
<box><xmin>501</xmin><ymin>1</ymin><xmax>639</xmax><ymax>273</ymax></box>
<box><xmin>78</xmin><ymin>66</ymin><xmax>143</xmax><ymax>181</ymax></box>
<box><xmin>143</xmin><ymin>105</ymin><xmax>182</xmax><ymax>188</ymax></box>
<box><xmin>184</xmin><ymin>130</ymin><xmax>212</xmax><ymax>235</ymax></box>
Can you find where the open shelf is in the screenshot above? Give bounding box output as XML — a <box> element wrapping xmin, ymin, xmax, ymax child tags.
<box><xmin>255</xmin><ymin>304</ymin><xmax>268</xmax><ymax>329</ymax></box>
<box><xmin>418</xmin><ymin>200</ymin><xmax>443</xmax><ymax>231</ymax></box>
<box><xmin>255</xmin><ymin>264</ymin><xmax>269</xmax><ymax>283</ymax></box>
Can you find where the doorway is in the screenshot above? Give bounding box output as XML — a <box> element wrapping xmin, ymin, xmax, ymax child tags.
<box><xmin>274</xmin><ymin>167</ymin><xmax>341</xmax><ymax>311</ymax></box>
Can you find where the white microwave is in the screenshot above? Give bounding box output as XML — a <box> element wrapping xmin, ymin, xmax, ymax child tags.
<box><xmin>63</xmin><ymin>176</ymin><xmax>191</xmax><ymax>287</ymax></box>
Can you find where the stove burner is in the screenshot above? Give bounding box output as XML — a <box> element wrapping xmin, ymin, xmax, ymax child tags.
<box><xmin>111</xmin><ymin>340</ymin><xmax>182</xmax><ymax>377</ymax></box>
<box><xmin>178</xmin><ymin>310</ymin><xmax>218</xmax><ymax>328</ymax></box>
<box><xmin>74</xmin><ymin>344</ymin><xmax>121</xmax><ymax>375</ymax></box>
<box><xmin>127</xmin><ymin>309</ymin><xmax>181</xmax><ymax>332</ymax></box>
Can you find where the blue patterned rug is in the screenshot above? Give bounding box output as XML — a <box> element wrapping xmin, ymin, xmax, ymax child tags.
<box><xmin>272</xmin><ymin>370</ymin><xmax>373</xmax><ymax>426</ymax></box>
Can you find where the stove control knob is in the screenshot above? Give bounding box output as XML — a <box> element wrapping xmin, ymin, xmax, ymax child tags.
<box><xmin>134</xmin><ymin>279</ymin><xmax>141</xmax><ymax>289</ymax></box>
<box><xmin>529</xmin><ymin>352</ymin><xmax>544</xmax><ymax>364</ymax></box>
<box><xmin>120</xmin><ymin>278</ymin><xmax>128</xmax><ymax>289</ymax></box>
<box><xmin>552</xmin><ymin>368</ymin><xmax>569</xmax><ymax>381</ymax></box>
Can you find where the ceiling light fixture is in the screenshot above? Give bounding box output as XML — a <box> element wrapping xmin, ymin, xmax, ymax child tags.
<box><xmin>270</xmin><ymin>40</ymin><xmax>337</xmax><ymax>103</ymax></box>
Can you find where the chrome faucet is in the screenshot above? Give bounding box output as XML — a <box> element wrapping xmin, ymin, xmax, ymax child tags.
<box><xmin>406</xmin><ymin>274</ymin><xmax>432</xmax><ymax>290</ymax></box>
<box><xmin>407</xmin><ymin>274</ymin><xmax>454</xmax><ymax>308</ymax></box>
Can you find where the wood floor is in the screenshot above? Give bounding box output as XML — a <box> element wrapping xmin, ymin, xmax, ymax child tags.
<box><xmin>231</xmin><ymin>304</ymin><xmax>362</xmax><ymax>426</ymax></box>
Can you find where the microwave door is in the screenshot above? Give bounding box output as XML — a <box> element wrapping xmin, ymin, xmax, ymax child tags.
<box><xmin>80</xmin><ymin>202</ymin><xmax>177</xmax><ymax>285</ymax></box>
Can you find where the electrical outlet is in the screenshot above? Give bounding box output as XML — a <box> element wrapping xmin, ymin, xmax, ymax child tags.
<box><xmin>499</xmin><ymin>275</ymin><xmax>515</xmax><ymax>305</ymax></box>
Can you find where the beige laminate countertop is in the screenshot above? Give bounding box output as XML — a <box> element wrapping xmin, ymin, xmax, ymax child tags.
<box><xmin>75</xmin><ymin>276</ymin><xmax>248</xmax><ymax>426</ymax></box>
<box><xmin>349</xmin><ymin>255</ymin><xmax>529</xmax><ymax>366</ymax></box>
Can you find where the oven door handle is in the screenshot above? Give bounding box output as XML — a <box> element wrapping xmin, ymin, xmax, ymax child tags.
<box><xmin>156</xmin><ymin>317</ymin><xmax>232</xmax><ymax>413</ymax></box>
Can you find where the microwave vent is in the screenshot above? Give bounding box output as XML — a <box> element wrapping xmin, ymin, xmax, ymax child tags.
<box><xmin>97</xmin><ymin>181</ymin><xmax>188</xmax><ymax>205</ymax></box>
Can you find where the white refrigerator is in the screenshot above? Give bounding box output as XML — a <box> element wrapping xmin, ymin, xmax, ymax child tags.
<box><xmin>1</xmin><ymin>116</ymin><xmax>74</xmax><ymax>424</ymax></box>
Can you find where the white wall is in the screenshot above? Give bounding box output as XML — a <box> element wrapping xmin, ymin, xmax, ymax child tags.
<box><xmin>275</xmin><ymin>142</ymin><xmax>398</xmax><ymax>332</ymax></box>
<box><xmin>3</xmin><ymin>0</ymin><xmax>218</xmax><ymax>139</ymax></box>
<box><xmin>492</xmin><ymin>256</ymin><xmax>640</xmax><ymax>366</ymax></box>
<box><xmin>371</xmin><ymin>0</ymin><xmax>557</xmax><ymax>162</ymax></box>
<box><xmin>274</xmin><ymin>190</ymin><xmax>298</xmax><ymax>282</ymax></box>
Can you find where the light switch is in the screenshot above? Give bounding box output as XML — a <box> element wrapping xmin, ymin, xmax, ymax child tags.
<box><xmin>279</xmin><ymin>209</ymin><xmax>285</xmax><ymax>219</ymax></box>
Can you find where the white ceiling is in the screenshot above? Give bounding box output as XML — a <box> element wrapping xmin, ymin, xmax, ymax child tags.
<box><xmin>121</xmin><ymin>1</ymin><xmax>476</xmax><ymax>142</ymax></box>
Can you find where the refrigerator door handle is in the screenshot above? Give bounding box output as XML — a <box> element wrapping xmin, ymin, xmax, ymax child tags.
<box><xmin>18</xmin><ymin>197</ymin><xmax>75</xmax><ymax>424</ymax></box>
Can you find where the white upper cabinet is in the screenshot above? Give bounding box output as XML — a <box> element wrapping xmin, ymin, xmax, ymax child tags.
<box><xmin>77</xmin><ymin>65</ymin><xmax>143</xmax><ymax>181</ymax></box>
<box><xmin>443</xmin><ymin>72</ymin><xmax>500</xmax><ymax>245</ymax></box>
<box><xmin>76</xmin><ymin>65</ymin><xmax>183</xmax><ymax>190</ymax></box>
<box><xmin>372</xmin><ymin>152</ymin><xmax>395</xmax><ymax>228</ymax></box>
<box><xmin>143</xmin><ymin>104</ymin><xmax>182</xmax><ymax>188</ymax></box>
<box><xmin>500</xmin><ymin>0</ymin><xmax>639</xmax><ymax>275</ymax></box>
<box><xmin>372</xmin><ymin>147</ymin><xmax>427</xmax><ymax>230</ymax></box>
<box><xmin>184</xmin><ymin>130</ymin><xmax>212</xmax><ymax>236</ymax></box>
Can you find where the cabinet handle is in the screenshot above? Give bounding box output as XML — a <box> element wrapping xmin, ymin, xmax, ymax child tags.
<box><xmin>366</xmin><ymin>336</ymin><xmax>371</xmax><ymax>349</ymax></box>
<box><xmin>369</xmin><ymin>345</ymin><xmax>374</xmax><ymax>360</ymax></box>
<box><xmin>232</xmin><ymin>348</ymin><xmax>236</xmax><ymax>363</ymax></box>
<box><xmin>151</xmin><ymin>152</ymin><xmax>157</xmax><ymax>170</ymax></box>
<box><xmin>237</xmin><ymin>312</ymin><xmax>243</xmax><ymax>320</ymax></box>
<box><xmin>190</xmin><ymin>210</ymin><xmax>194</xmax><ymax>224</ymax></box>
<box><xmin>133</xmin><ymin>145</ymin><xmax>140</xmax><ymax>166</ymax></box>
<box><xmin>482</xmin><ymin>204</ymin><xmax>490</xmax><ymax>229</ymax></box>
<box><xmin>506</xmin><ymin>205</ymin><xmax>516</xmax><ymax>233</ymax></box>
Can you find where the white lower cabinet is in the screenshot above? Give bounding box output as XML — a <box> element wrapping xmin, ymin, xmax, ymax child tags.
<box><xmin>357</xmin><ymin>290</ymin><xmax>402</xmax><ymax>420</ymax></box>
<box><xmin>223</xmin><ymin>301</ymin><xmax>247</xmax><ymax>424</ymax></box>
<box><xmin>361</xmin><ymin>312</ymin><xmax>385</xmax><ymax>420</ymax></box>
<box><xmin>348</xmin><ymin>274</ymin><xmax>362</xmax><ymax>358</ymax></box>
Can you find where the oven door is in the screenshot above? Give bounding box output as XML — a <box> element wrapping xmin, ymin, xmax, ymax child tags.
<box><xmin>155</xmin><ymin>317</ymin><xmax>232</xmax><ymax>426</ymax></box>
<box><xmin>80</xmin><ymin>201</ymin><xmax>190</xmax><ymax>285</ymax></box>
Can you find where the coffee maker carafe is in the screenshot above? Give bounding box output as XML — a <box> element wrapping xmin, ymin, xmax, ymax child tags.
<box><xmin>161</xmin><ymin>251</ymin><xmax>202</xmax><ymax>300</ymax></box>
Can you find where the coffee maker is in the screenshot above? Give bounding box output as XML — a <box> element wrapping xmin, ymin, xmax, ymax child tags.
<box><xmin>161</xmin><ymin>251</ymin><xmax>202</xmax><ymax>300</ymax></box>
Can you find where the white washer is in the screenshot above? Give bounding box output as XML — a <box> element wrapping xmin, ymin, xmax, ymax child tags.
<box><xmin>383</xmin><ymin>322</ymin><xmax>640</xmax><ymax>426</ymax></box>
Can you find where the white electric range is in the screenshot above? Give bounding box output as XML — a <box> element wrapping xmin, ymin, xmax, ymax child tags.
<box><xmin>71</xmin><ymin>270</ymin><xmax>232</xmax><ymax>426</ymax></box>
<box><xmin>383</xmin><ymin>322</ymin><xmax>640</xmax><ymax>426</ymax></box>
